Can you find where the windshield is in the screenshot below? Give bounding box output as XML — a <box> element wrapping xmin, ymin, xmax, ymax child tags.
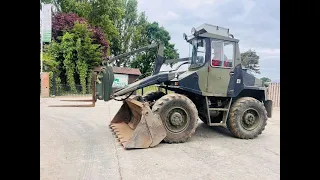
<box><xmin>189</xmin><ymin>38</ymin><xmax>206</xmax><ymax>69</ymax></box>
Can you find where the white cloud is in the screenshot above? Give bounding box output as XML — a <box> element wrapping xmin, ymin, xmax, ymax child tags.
<box><xmin>175</xmin><ymin>0</ymin><xmax>222</xmax><ymax>10</ymax></box>
<box><xmin>162</xmin><ymin>11</ymin><xmax>180</xmax><ymax>21</ymax></box>
<box><xmin>231</xmin><ymin>0</ymin><xmax>256</xmax><ymax>21</ymax></box>
<box><xmin>256</xmin><ymin>48</ymin><xmax>280</xmax><ymax>57</ymax></box>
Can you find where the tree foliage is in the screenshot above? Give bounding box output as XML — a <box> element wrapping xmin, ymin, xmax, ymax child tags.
<box><xmin>42</xmin><ymin>0</ymin><xmax>180</xmax><ymax>92</ymax></box>
<box><xmin>54</xmin><ymin>0</ymin><xmax>123</xmax><ymax>45</ymax></box>
<box><xmin>111</xmin><ymin>0</ymin><xmax>138</xmax><ymax>64</ymax></box>
<box><xmin>53</xmin><ymin>0</ymin><xmax>179</xmax><ymax>75</ymax></box>
<box><xmin>241</xmin><ymin>49</ymin><xmax>260</xmax><ymax>74</ymax></box>
<box><xmin>260</xmin><ymin>77</ymin><xmax>271</xmax><ymax>83</ymax></box>
<box><xmin>47</xmin><ymin>22</ymin><xmax>102</xmax><ymax>93</ymax></box>
<box><xmin>52</xmin><ymin>13</ymin><xmax>109</xmax><ymax>57</ymax></box>
<box><xmin>130</xmin><ymin>22</ymin><xmax>179</xmax><ymax>77</ymax></box>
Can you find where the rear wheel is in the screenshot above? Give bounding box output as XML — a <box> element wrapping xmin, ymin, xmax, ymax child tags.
<box><xmin>152</xmin><ymin>93</ymin><xmax>198</xmax><ymax>143</ymax></box>
<box><xmin>227</xmin><ymin>97</ymin><xmax>268</xmax><ymax>139</ymax></box>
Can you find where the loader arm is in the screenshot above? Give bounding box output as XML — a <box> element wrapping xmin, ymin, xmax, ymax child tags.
<box><xmin>112</xmin><ymin>56</ymin><xmax>192</xmax><ymax>97</ymax></box>
<box><xmin>96</xmin><ymin>42</ymin><xmax>166</xmax><ymax>101</ymax></box>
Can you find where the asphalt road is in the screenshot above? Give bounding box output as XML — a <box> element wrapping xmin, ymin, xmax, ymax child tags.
<box><xmin>40</xmin><ymin>98</ymin><xmax>280</xmax><ymax>180</ymax></box>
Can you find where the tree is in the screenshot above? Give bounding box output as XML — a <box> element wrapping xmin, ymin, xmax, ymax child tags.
<box><xmin>260</xmin><ymin>77</ymin><xmax>271</xmax><ymax>83</ymax></box>
<box><xmin>52</xmin><ymin>0</ymin><xmax>123</xmax><ymax>55</ymax></box>
<box><xmin>47</xmin><ymin>1</ymin><xmax>180</xmax><ymax>79</ymax></box>
<box><xmin>52</xmin><ymin>13</ymin><xmax>109</xmax><ymax>57</ymax></box>
<box><xmin>52</xmin><ymin>0</ymin><xmax>92</xmax><ymax>17</ymax></box>
<box><xmin>130</xmin><ymin>22</ymin><xmax>179</xmax><ymax>77</ymax></box>
<box><xmin>111</xmin><ymin>0</ymin><xmax>139</xmax><ymax>66</ymax></box>
<box><xmin>48</xmin><ymin>21</ymin><xmax>103</xmax><ymax>93</ymax></box>
<box><xmin>72</xmin><ymin>22</ymin><xmax>102</xmax><ymax>93</ymax></box>
<box><xmin>130</xmin><ymin>12</ymin><xmax>149</xmax><ymax>51</ymax></box>
<box><xmin>87</xmin><ymin>0</ymin><xmax>124</xmax><ymax>41</ymax></box>
<box><xmin>43</xmin><ymin>45</ymin><xmax>62</xmax><ymax>92</ymax></box>
<box><xmin>52</xmin><ymin>13</ymin><xmax>87</xmax><ymax>40</ymax></box>
<box><xmin>241</xmin><ymin>49</ymin><xmax>260</xmax><ymax>74</ymax></box>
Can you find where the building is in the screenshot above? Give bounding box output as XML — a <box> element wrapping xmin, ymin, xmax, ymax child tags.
<box><xmin>94</xmin><ymin>66</ymin><xmax>142</xmax><ymax>92</ymax></box>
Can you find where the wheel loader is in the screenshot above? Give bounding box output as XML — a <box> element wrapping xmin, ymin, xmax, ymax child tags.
<box><xmin>58</xmin><ymin>23</ymin><xmax>273</xmax><ymax>149</ymax></box>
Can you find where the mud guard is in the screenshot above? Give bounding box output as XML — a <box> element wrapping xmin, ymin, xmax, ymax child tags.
<box><xmin>264</xmin><ymin>100</ymin><xmax>273</xmax><ymax>118</ymax></box>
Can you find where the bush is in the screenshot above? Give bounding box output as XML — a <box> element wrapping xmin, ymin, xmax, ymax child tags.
<box><xmin>52</xmin><ymin>13</ymin><xmax>109</xmax><ymax>57</ymax></box>
<box><xmin>48</xmin><ymin>22</ymin><xmax>103</xmax><ymax>94</ymax></box>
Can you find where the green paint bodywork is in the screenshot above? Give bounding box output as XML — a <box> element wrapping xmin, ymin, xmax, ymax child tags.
<box><xmin>207</xmin><ymin>67</ymin><xmax>232</xmax><ymax>96</ymax></box>
<box><xmin>95</xmin><ymin>64</ymin><xmax>114</xmax><ymax>101</ymax></box>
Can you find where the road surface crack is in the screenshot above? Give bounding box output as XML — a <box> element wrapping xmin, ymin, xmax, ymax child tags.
<box><xmin>110</xmin><ymin>104</ymin><xmax>123</xmax><ymax>180</ymax></box>
<box><xmin>113</xmin><ymin>138</ymin><xmax>123</xmax><ymax>180</ymax></box>
<box><xmin>265</xmin><ymin>147</ymin><xmax>280</xmax><ymax>156</ymax></box>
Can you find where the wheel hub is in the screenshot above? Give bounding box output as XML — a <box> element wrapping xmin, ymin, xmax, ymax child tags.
<box><xmin>170</xmin><ymin>112</ymin><xmax>184</xmax><ymax>126</ymax></box>
<box><xmin>241</xmin><ymin>108</ymin><xmax>260</xmax><ymax>131</ymax></box>
<box><xmin>165</xmin><ymin>107</ymin><xmax>189</xmax><ymax>134</ymax></box>
<box><xmin>244</xmin><ymin>113</ymin><xmax>255</xmax><ymax>125</ymax></box>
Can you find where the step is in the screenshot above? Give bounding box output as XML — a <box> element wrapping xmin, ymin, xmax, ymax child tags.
<box><xmin>208</xmin><ymin>122</ymin><xmax>227</xmax><ymax>127</ymax></box>
<box><xmin>208</xmin><ymin>108</ymin><xmax>229</xmax><ymax>111</ymax></box>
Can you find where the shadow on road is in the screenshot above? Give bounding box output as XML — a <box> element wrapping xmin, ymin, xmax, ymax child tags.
<box><xmin>194</xmin><ymin>122</ymin><xmax>234</xmax><ymax>138</ymax></box>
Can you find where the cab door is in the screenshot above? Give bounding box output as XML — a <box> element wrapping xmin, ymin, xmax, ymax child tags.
<box><xmin>206</xmin><ymin>39</ymin><xmax>235</xmax><ymax>97</ymax></box>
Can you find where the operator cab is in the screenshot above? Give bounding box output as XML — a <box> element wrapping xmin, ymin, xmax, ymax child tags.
<box><xmin>183</xmin><ymin>24</ymin><xmax>239</xmax><ymax>70</ymax></box>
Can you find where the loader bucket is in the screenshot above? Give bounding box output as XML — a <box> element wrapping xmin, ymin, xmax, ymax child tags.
<box><xmin>110</xmin><ymin>98</ymin><xmax>167</xmax><ymax>149</ymax></box>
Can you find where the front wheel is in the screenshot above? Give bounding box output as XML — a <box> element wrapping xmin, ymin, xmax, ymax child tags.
<box><xmin>152</xmin><ymin>94</ymin><xmax>198</xmax><ymax>143</ymax></box>
<box><xmin>143</xmin><ymin>91</ymin><xmax>165</xmax><ymax>102</ymax></box>
<box><xmin>227</xmin><ymin>97</ymin><xmax>268</xmax><ymax>139</ymax></box>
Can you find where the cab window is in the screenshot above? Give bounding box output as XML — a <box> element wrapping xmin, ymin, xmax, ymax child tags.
<box><xmin>211</xmin><ymin>40</ymin><xmax>223</xmax><ymax>67</ymax></box>
<box><xmin>189</xmin><ymin>38</ymin><xmax>206</xmax><ymax>69</ymax></box>
<box><xmin>223</xmin><ymin>41</ymin><xmax>234</xmax><ymax>68</ymax></box>
<box><xmin>211</xmin><ymin>40</ymin><xmax>234</xmax><ymax>68</ymax></box>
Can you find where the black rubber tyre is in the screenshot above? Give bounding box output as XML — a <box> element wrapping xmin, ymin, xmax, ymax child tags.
<box><xmin>143</xmin><ymin>91</ymin><xmax>166</xmax><ymax>102</ymax></box>
<box><xmin>152</xmin><ymin>93</ymin><xmax>198</xmax><ymax>143</ymax></box>
<box><xmin>199</xmin><ymin>114</ymin><xmax>208</xmax><ymax>124</ymax></box>
<box><xmin>132</xmin><ymin>95</ymin><xmax>144</xmax><ymax>102</ymax></box>
<box><xmin>227</xmin><ymin>97</ymin><xmax>268</xmax><ymax>139</ymax></box>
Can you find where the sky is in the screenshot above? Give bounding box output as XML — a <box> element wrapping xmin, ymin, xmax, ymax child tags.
<box><xmin>137</xmin><ymin>0</ymin><xmax>280</xmax><ymax>82</ymax></box>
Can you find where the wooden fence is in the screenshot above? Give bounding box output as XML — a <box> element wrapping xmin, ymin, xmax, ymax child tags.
<box><xmin>268</xmin><ymin>83</ymin><xmax>280</xmax><ymax>107</ymax></box>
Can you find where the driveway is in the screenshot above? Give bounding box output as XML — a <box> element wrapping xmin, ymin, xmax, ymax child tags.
<box><xmin>40</xmin><ymin>98</ymin><xmax>280</xmax><ymax>180</ymax></box>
